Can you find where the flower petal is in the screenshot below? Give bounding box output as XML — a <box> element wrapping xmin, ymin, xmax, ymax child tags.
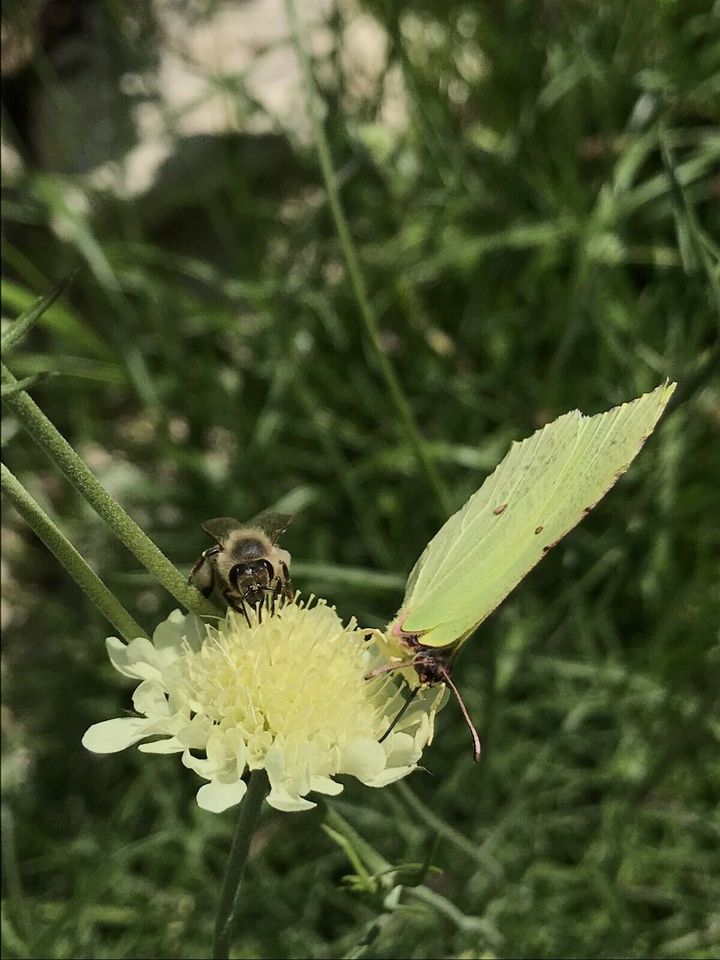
<box><xmin>382</xmin><ymin>731</ymin><xmax>420</xmax><ymax>767</ymax></box>
<box><xmin>175</xmin><ymin>716</ymin><xmax>215</xmax><ymax>750</ymax></box>
<box><xmin>197</xmin><ymin>779</ymin><xmax>247</xmax><ymax>813</ymax></box>
<box><xmin>363</xmin><ymin>764</ymin><xmax>417</xmax><ymax>788</ymax></box>
<box><xmin>106</xmin><ymin>636</ymin><xmax>162</xmax><ymax>680</ymax></box>
<box><xmin>266</xmin><ymin>788</ymin><xmax>316</xmax><ymax>812</ymax></box>
<box><xmin>310</xmin><ymin>775</ymin><xmax>343</xmax><ymax>796</ymax></box>
<box><xmin>340</xmin><ymin>737</ymin><xmax>387</xmax><ymax>782</ymax></box>
<box><xmin>138</xmin><ymin>737</ymin><xmax>185</xmax><ymax>754</ymax></box>
<box><xmin>82</xmin><ymin>717</ymin><xmax>150</xmax><ymax>753</ymax></box>
<box><xmin>182</xmin><ymin>748</ymin><xmax>221</xmax><ymax>779</ymax></box>
<box><xmin>132</xmin><ymin>680</ymin><xmax>171</xmax><ymax>717</ymax></box>
<box><xmin>153</xmin><ymin>609</ymin><xmax>205</xmax><ymax>656</ymax></box>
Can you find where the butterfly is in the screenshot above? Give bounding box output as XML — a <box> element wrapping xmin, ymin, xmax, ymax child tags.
<box><xmin>372</xmin><ymin>381</ymin><xmax>676</xmax><ymax>759</ymax></box>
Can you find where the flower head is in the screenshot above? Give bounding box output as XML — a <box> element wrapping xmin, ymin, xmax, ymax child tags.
<box><xmin>83</xmin><ymin>598</ymin><xmax>444</xmax><ymax>812</ymax></box>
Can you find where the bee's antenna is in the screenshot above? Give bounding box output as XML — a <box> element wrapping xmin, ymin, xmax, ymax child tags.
<box><xmin>439</xmin><ymin>666</ymin><xmax>481</xmax><ymax>762</ymax></box>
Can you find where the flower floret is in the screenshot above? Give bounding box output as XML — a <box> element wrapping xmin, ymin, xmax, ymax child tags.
<box><xmin>83</xmin><ymin>599</ymin><xmax>443</xmax><ymax>813</ymax></box>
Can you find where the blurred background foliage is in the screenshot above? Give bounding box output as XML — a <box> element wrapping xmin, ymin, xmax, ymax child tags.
<box><xmin>1</xmin><ymin>0</ymin><xmax>719</xmax><ymax>957</ymax></box>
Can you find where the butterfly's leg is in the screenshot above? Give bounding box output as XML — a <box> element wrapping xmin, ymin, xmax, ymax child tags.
<box><xmin>364</xmin><ymin>657</ymin><xmax>418</xmax><ymax>681</ymax></box>
<box><xmin>378</xmin><ymin>685</ymin><xmax>420</xmax><ymax>743</ymax></box>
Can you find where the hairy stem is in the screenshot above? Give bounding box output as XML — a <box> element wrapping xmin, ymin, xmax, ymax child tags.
<box><xmin>213</xmin><ymin>771</ymin><xmax>270</xmax><ymax>960</ymax></box>
<box><xmin>1</xmin><ymin>462</ymin><xmax>147</xmax><ymax>640</ymax></box>
<box><xmin>1</xmin><ymin>362</ymin><xmax>217</xmax><ymax>617</ymax></box>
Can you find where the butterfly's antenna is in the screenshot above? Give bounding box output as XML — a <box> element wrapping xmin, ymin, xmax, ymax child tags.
<box><xmin>439</xmin><ymin>667</ymin><xmax>481</xmax><ymax>762</ymax></box>
<box><xmin>364</xmin><ymin>658</ymin><xmax>417</xmax><ymax>681</ymax></box>
<box><xmin>379</xmin><ymin>685</ymin><xmax>420</xmax><ymax>744</ymax></box>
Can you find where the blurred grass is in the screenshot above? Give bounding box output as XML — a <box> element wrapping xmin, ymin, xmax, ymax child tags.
<box><xmin>1</xmin><ymin>0</ymin><xmax>719</xmax><ymax>958</ymax></box>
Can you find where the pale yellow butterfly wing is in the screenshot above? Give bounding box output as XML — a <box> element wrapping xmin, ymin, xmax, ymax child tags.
<box><xmin>397</xmin><ymin>381</ymin><xmax>676</xmax><ymax>649</ymax></box>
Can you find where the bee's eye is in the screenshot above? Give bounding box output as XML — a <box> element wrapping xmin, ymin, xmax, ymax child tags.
<box><xmin>229</xmin><ymin>564</ymin><xmax>248</xmax><ymax>588</ymax></box>
<box><xmin>229</xmin><ymin>560</ymin><xmax>273</xmax><ymax>588</ymax></box>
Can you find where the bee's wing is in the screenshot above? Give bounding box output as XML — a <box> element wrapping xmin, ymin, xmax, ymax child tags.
<box><xmin>201</xmin><ymin>517</ymin><xmax>243</xmax><ymax>544</ymax></box>
<box><xmin>246</xmin><ymin>511</ymin><xmax>293</xmax><ymax>544</ymax></box>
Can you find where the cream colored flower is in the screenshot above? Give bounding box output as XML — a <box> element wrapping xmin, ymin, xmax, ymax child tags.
<box><xmin>82</xmin><ymin>598</ymin><xmax>444</xmax><ymax>813</ymax></box>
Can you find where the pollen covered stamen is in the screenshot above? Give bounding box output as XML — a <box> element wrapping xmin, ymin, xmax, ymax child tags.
<box><xmin>178</xmin><ymin>599</ymin><xmax>382</xmax><ymax>743</ymax></box>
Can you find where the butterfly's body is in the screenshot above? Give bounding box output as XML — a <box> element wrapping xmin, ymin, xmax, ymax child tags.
<box><xmin>376</xmin><ymin>382</ymin><xmax>677</xmax><ymax>760</ymax></box>
<box><xmin>190</xmin><ymin>513</ymin><xmax>293</xmax><ymax>619</ymax></box>
<box><xmin>404</xmin><ymin>643</ymin><xmax>453</xmax><ymax>687</ymax></box>
<box><xmin>384</xmin><ymin>616</ymin><xmax>450</xmax><ymax>681</ymax></box>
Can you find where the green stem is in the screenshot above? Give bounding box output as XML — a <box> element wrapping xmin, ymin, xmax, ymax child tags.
<box><xmin>1</xmin><ymin>805</ymin><xmax>30</xmax><ymax>943</ymax></box>
<box><xmin>1</xmin><ymin>371</ymin><xmax>57</xmax><ymax>398</ymax></box>
<box><xmin>1</xmin><ymin>363</ymin><xmax>217</xmax><ymax>617</ymax></box>
<box><xmin>407</xmin><ymin>885</ymin><xmax>497</xmax><ymax>939</ymax></box>
<box><xmin>284</xmin><ymin>0</ymin><xmax>451</xmax><ymax>518</ymax></box>
<box><xmin>0</xmin><ymin>273</ymin><xmax>76</xmax><ymax>354</ymax></box>
<box><xmin>213</xmin><ymin>771</ymin><xmax>270</xmax><ymax>960</ymax></box>
<box><xmin>395</xmin><ymin>781</ymin><xmax>497</xmax><ymax>870</ymax></box>
<box><xmin>1</xmin><ymin>462</ymin><xmax>147</xmax><ymax>641</ymax></box>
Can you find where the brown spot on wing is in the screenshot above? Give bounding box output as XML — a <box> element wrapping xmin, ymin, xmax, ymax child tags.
<box><xmin>541</xmin><ymin>535</ymin><xmax>564</xmax><ymax>555</ymax></box>
<box><xmin>493</xmin><ymin>502</ymin><xmax>508</xmax><ymax>516</ymax></box>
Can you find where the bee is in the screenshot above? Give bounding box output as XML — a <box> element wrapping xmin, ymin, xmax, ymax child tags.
<box><xmin>189</xmin><ymin>512</ymin><xmax>293</xmax><ymax>621</ymax></box>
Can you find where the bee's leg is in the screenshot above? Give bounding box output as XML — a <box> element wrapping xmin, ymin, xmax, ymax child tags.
<box><xmin>244</xmin><ymin>588</ymin><xmax>264</xmax><ymax>625</ymax></box>
<box><xmin>268</xmin><ymin>577</ymin><xmax>284</xmax><ymax>613</ymax></box>
<box><xmin>189</xmin><ymin>545</ymin><xmax>220</xmax><ymax>596</ymax></box>
<box><xmin>223</xmin><ymin>589</ymin><xmax>251</xmax><ymax>628</ymax></box>
<box><xmin>240</xmin><ymin>600</ymin><xmax>252</xmax><ymax>628</ymax></box>
<box><xmin>188</xmin><ymin>557</ymin><xmax>204</xmax><ymax>584</ymax></box>
<box><xmin>281</xmin><ymin>563</ymin><xmax>294</xmax><ymax>601</ymax></box>
<box><xmin>264</xmin><ymin>584</ymin><xmax>274</xmax><ymax>615</ymax></box>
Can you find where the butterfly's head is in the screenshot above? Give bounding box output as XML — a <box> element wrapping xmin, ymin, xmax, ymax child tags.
<box><xmin>388</xmin><ymin>610</ymin><xmax>422</xmax><ymax>648</ymax></box>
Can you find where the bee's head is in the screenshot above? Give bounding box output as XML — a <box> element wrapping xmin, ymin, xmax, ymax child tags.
<box><xmin>229</xmin><ymin>557</ymin><xmax>274</xmax><ymax>588</ymax></box>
